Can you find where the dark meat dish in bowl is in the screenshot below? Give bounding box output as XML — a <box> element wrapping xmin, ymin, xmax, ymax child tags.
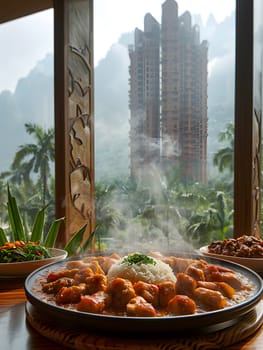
<box><xmin>199</xmin><ymin>236</ymin><xmax>263</xmax><ymax>272</ymax></box>
<box><xmin>207</xmin><ymin>235</ymin><xmax>263</xmax><ymax>257</ymax></box>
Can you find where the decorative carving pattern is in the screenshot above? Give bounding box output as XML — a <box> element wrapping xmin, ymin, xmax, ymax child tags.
<box><xmin>67</xmin><ymin>0</ymin><xmax>94</xmax><ymax>237</ymax></box>
<box><xmin>68</xmin><ymin>46</ymin><xmax>92</xmax><ymax>217</ymax></box>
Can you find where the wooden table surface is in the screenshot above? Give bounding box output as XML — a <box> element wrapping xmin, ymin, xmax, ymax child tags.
<box><xmin>1</xmin><ymin>278</ymin><xmax>263</xmax><ymax>350</ymax></box>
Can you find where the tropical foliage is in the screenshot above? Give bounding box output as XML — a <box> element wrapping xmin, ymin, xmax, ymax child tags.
<box><xmin>213</xmin><ymin>123</ymin><xmax>234</xmax><ymax>173</ymax></box>
<box><xmin>0</xmin><ymin>122</ymin><xmax>237</xmax><ymax>252</ymax></box>
<box><xmin>0</xmin><ymin>123</ymin><xmax>55</xmax><ymax>235</ymax></box>
<box><xmin>0</xmin><ymin>185</ymin><xmax>94</xmax><ymax>258</ymax></box>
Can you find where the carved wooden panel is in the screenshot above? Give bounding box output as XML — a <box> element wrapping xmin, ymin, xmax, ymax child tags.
<box><xmin>67</xmin><ymin>0</ymin><xmax>94</xmax><ymax>240</ymax></box>
<box><xmin>54</xmin><ymin>0</ymin><xmax>94</xmax><ymax>245</ymax></box>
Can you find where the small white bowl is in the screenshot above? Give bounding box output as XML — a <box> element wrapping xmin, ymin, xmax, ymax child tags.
<box><xmin>0</xmin><ymin>248</ymin><xmax>68</xmax><ymax>278</ymax></box>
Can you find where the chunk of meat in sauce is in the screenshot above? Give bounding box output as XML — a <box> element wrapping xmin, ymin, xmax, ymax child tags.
<box><xmin>71</xmin><ymin>261</ymin><xmax>106</xmax><ymax>284</ymax></box>
<box><xmin>85</xmin><ymin>273</ymin><xmax>107</xmax><ymax>295</ymax></box>
<box><xmin>47</xmin><ymin>268</ymin><xmax>79</xmax><ymax>283</ymax></box>
<box><xmin>218</xmin><ymin>273</ymin><xmax>243</xmax><ymax>291</ymax></box>
<box><xmin>83</xmin><ymin>253</ymin><xmax>121</xmax><ymax>274</ymax></box>
<box><xmin>188</xmin><ymin>259</ymin><xmax>209</xmax><ymax>270</ymax></box>
<box><xmin>107</xmin><ymin>277</ymin><xmax>136</xmax><ymax>310</ymax></box>
<box><xmin>185</xmin><ymin>265</ymin><xmax>205</xmax><ymax>281</ymax></box>
<box><xmin>88</xmin><ymin>260</ymin><xmax>105</xmax><ymax>274</ymax></box>
<box><xmin>66</xmin><ymin>260</ymin><xmax>91</xmax><ymax>269</ymax></box>
<box><xmin>204</xmin><ymin>266</ymin><xmax>242</xmax><ymax>290</ymax></box>
<box><xmin>158</xmin><ymin>281</ymin><xmax>176</xmax><ymax>307</ymax></box>
<box><xmin>161</xmin><ymin>256</ymin><xmax>196</xmax><ymax>274</ymax></box>
<box><xmin>98</xmin><ymin>254</ymin><xmax>121</xmax><ymax>274</ymax></box>
<box><xmin>42</xmin><ymin>277</ymin><xmax>75</xmax><ymax>294</ymax></box>
<box><xmin>76</xmin><ymin>291</ymin><xmax>110</xmax><ymax>313</ymax></box>
<box><xmin>68</xmin><ymin>259</ymin><xmax>104</xmax><ymax>274</ymax></box>
<box><xmin>56</xmin><ymin>284</ymin><xmax>86</xmax><ymax>304</ymax></box>
<box><xmin>74</xmin><ymin>268</ymin><xmax>95</xmax><ymax>283</ymax></box>
<box><xmin>167</xmin><ymin>295</ymin><xmax>196</xmax><ymax>315</ymax></box>
<box><xmin>126</xmin><ymin>296</ymin><xmax>157</xmax><ymax>317</ymax></box>
<box><xmin>133</xmin><ymin>281</ymin><xmax>159</xmax><ymax>307</ymax></box>
<box><xmin>215</xmin><ymin>282</ymin><xmax>236</xmax><ymax>298</ymax></box>
<box><xmin>194</xmin><ymin>287</ymin><xmax>226</xmax><ymax>311</ymax></box>
<box><xmin>197</xmin><ymin>281</ymin><xmax>235</xmax><ymax>299</ymax></box>
<box><xmin>204</xmin><ymin>264</ymin><xmax>234</xmax><ymax>275</ymax></box>
<box><xmin>175</xmin><ymin>272</ymin><xmax>197</xmax><ymax>297</ymax></box>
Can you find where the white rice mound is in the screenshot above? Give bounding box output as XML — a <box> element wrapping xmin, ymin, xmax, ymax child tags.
<box><xmin>107</xmin><ymin>254</ymin><xmax>176</xmax><ymax>284</ymax></box>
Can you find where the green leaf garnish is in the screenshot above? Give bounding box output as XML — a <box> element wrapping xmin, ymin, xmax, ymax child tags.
<box><xmin>122</xmin><ymin>253</ymin><xmax>156</xmax><ymax>266</ymax></box>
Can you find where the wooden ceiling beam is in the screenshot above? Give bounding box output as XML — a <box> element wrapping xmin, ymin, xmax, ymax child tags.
<box><xmin>0</xmin><ymin>0</ymin><xmax>53</xmax><ymax>24</ymax></box>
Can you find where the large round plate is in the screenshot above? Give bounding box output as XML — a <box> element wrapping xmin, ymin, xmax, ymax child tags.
<box><xmin>24</xmin><ymin>255</ymin><xmax>263</xmax><ymax>335</ymax></box>
<box><xmin>0</xmin><ymin>248</ymin><xmax>68</xmax><ymax>278</ymax></box>
<box><xmin>199</xmin><ymin>246</ymin><xmax>263</xmax><ymax>273</ymax></box>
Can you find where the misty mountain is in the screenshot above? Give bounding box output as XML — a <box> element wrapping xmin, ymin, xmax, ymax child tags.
<box><xmin>0</xmin><ymin>12</ymin><xmax>235</xmax><ymax>179</ymax></box>
<box><xmin>204</xmin><ymin>13</ymin><xmax>235</xmax><ymax>166</ymax></box>
<box><xmin>0</xmin><ymin>53</ymin><xmax>54</xmax><ymax>171</ymax></box>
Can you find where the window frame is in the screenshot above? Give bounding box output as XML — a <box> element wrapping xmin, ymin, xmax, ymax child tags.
<box><xmin>234</xmin><ymin>0</ymin><xmax>261</xmax><ymax>238</ymax></box>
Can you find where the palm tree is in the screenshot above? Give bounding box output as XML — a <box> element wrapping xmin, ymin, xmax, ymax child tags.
<box><xmin>10</xmin><ymin>123</ymin><xmax>54</xmax><ymax>206</ymax></box>
<box><xmin>0</xmin><ymin>162</ymin><xmax>33</xmax><ymax>188</ymax></box>
<box><xmin>213</xmin><ymin>123</ymin><xmax>234</xmax><ymax>173</ymax></box>
<box><xmin>95</xmin><ymin>181</ymin><xmax>125</xmax><ymax>251</ymax></box>
<box><xmin>186</xmin><ymin>189</ymin><xmax>233</xmax><ymax>246</ymax></box>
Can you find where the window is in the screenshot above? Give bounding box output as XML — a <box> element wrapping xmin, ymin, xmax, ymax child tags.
<box><xmin>0</xmin><ymin>9</ymin><xmax>55</xmax><ymax>233</ymax></box>
<box><xmin>0</xmin><ymin>0</ymin><xmax>261</xmax><ymax>252</ymax></box>
<box><xmin>94</xmin><ymin>0</ymin><xmax>236</xmax><ymax>251</ymax></box>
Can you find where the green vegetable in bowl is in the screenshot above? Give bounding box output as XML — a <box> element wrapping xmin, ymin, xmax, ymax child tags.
<box><xmin>0</xmin><ymin>241</ymin><xmax>51</xmax><ymax>263</ymax></box>
<box><xmin>0</xmin><ymin>186</ymin><xmax>95</xmax><ymax>263</ymax></box>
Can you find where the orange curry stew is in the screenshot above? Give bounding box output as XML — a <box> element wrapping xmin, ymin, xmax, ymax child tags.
<box><xmin>32</xmin><ymin>253</ymin><xmax>256</xmax><ymax>317</ymax></box>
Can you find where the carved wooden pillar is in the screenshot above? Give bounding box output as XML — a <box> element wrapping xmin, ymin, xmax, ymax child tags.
<box><xmin>234</xmin><ymin>0</ymin><xmax>262</xmax><ymax>237</ymax></box>
<box><xmin>54</xmin><ymin>0</ymin><xmax>95</xmax><ymax>246</ymax></box>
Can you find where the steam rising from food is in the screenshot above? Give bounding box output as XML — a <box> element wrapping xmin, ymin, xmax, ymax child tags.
<box><xmin>95</xmin><ymin>163</ymin><xmax>197</xmax><ymax>256</ymax></box>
